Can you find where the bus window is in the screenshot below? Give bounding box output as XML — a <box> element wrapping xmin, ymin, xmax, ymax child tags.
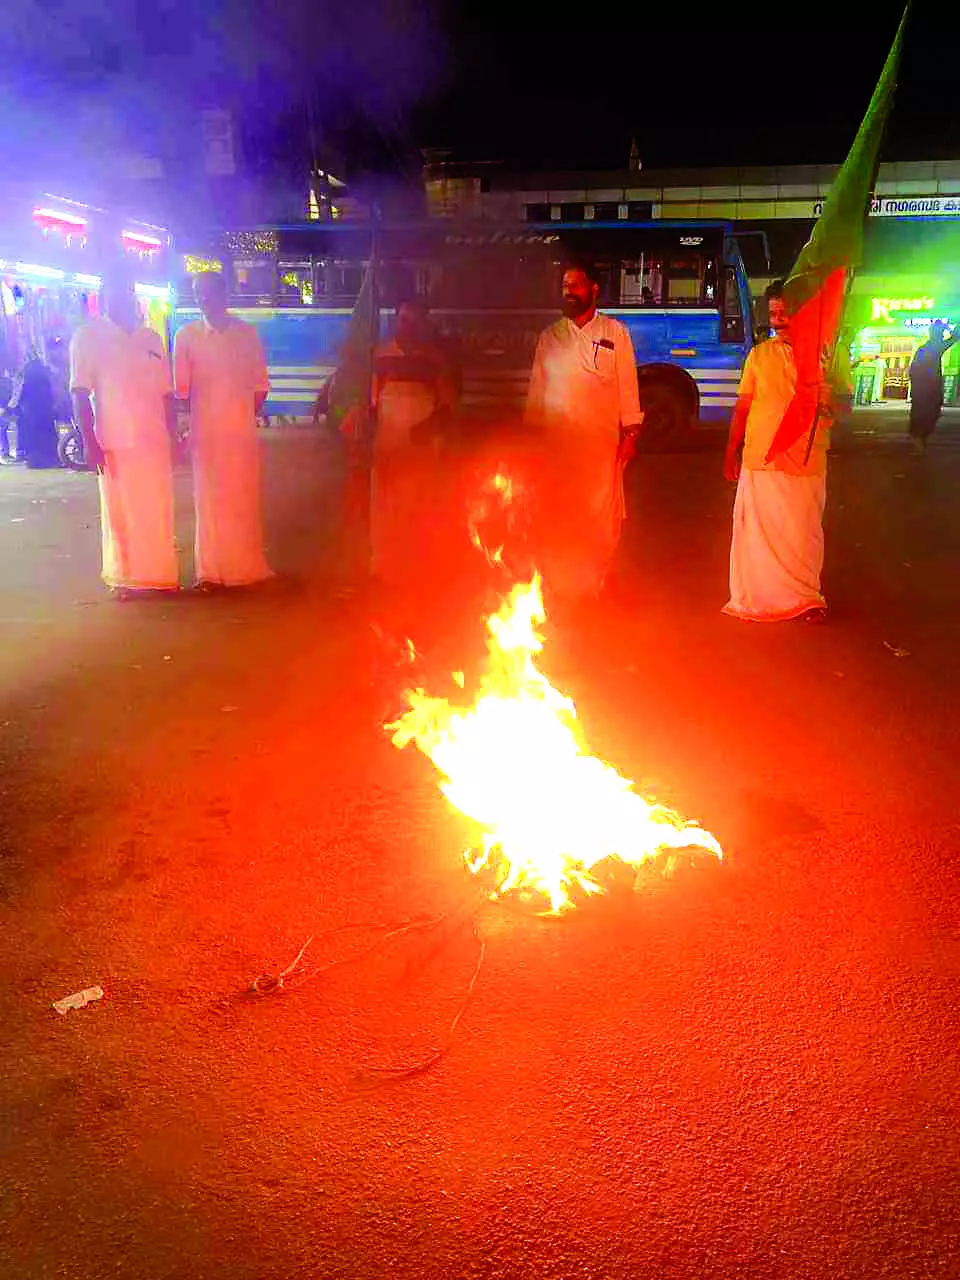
<box><xmin>430</xmin><ymin>249</ymin><xmax>556</xmax><ymax>309</ymax></box>
<box><xmin>278</xmin><ymin>260</ymin><xmax>312</xmax><ymax>305</ymax></box>
<box><xmin>319</xmin><ymin>260</ymin><xmax>364</xmax><ymax>303</ymax></box>
<box><xmin>232</xmin><ymin>257</ymin><xmax>275</xmax><ymax>299</ymax></box>
<box><xmin>620</xmin><ymin>258</ymin><xmax>663</xmax><ymax>305</ymax></box>
<box><xmin>665</xmin><ymin>253</ymin><xmax>704</xmax><ymax>305</ymax></box>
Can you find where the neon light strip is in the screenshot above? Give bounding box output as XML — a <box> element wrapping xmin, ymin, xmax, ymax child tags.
<box><xmin>123</xmin><ymin>230</ymin><xmax>163</xmax><ymax>249</ymax></box>
<box><xmin>33</xmin><ymin>206</ymin><xmax>88</xmax><ymax>228</ymax></box>
<box><xmin>73</xmin><ymin>273</ymin><xmax>102</xmax><ymax>288</ymax></box>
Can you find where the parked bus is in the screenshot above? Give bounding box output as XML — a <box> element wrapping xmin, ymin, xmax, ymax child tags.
<box><xmin>172</xmin><ymin>220</ymin><xmax>754</xmax><ymax>446</ymax></box>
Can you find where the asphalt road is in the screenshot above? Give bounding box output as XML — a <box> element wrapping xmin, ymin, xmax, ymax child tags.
<box><xmin>1</xmin><ymin>411</ymin><xmax>959</xmax><ymax>1280</ymax></box>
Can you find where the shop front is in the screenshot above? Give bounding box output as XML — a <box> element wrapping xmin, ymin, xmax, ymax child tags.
<box><xmin>847</xmin><ymin>286</ymin><xmax>960</xmax><ymax>407</ymax></box>
<box><xmin>0</xmin><ymin>190</ymin><xmax>173</xmax><ymax>384</ymax></box>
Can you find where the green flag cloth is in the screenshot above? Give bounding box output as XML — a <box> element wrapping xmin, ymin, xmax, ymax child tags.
<box><xmin>766</xmin><ymin>6</ymin><xmax>909</xmax><ymax>460</ymax></box>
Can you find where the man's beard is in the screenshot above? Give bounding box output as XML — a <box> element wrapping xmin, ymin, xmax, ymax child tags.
<box><xmin>562</xmin><ymin>296</ymin><xmax>591</xmax><ymax>319</ymax></box>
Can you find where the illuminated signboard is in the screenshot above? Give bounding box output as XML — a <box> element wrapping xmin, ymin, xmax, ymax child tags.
<box><xmin>870</xmin><ymin>297</ymin><xmax>935</xmax><ymax>323</ymax></box>
<box><xmin>816</xmin><ymin>196</ymin><xmax>960</xmax><ymax>219</ymax></box>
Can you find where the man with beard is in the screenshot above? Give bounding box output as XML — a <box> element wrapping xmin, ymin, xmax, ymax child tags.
<box><xmin>525</xmin><ymin>261</ymin><xmax>643</xmax><ymax>606</ymax></box>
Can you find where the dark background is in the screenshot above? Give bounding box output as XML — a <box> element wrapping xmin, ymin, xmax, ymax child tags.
<box><xmin>0</xmin><ymin>1</ymin><xmax>949</xmax><ymax>195</ymax></box>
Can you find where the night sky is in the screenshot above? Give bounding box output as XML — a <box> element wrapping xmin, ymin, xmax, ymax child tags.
<box><xmin>418</xmin><ymin>2</ymin><xmax>950</xmax><ymax>171</ymax></box>
<box><xmin>0</xmin><ymin>0</ymin><xmax>952</xmax><ymax>191</ymax></box>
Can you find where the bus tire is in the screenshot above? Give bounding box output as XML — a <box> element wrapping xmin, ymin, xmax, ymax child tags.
<box><xmin>57</xmin><ymin>423</ymin><xmax>89</xmax><ymax>470</ymax></box>
<box><xmin>636</xmin><ymin>366</ymin><xmax>700</xmax><ymax>451</ymax></box>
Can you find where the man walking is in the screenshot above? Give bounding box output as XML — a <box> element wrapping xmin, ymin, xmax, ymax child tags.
<box><xmin>723</xmin><ymin>281</ymin><xmax>829</xmax><ymax>623</ymax></box>
<box><xmin>174</xmin><ymin>270</ymin><xmax>273</xmax><ymax>591</ymax></box>
<box><xmin>70</xmin><ymin>274</ymin><xmax>179</xmax><ymax>600</ymax></box>
<box><xmin>525</xmin><ymin>261</ymin><xmax>643</xmax><ymax>605</ymax></box>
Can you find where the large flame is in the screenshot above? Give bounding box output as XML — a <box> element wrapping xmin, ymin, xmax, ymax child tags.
<box><xmin>389</xmin><ymin>576</ymin><xmax>722</xmax><ymax>913</ymax></box>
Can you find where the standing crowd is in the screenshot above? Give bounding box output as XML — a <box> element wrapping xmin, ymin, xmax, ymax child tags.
<box><xmin>69</xmin><ymin>269</ymin><xmax>274</xmax><ymax>602</ymax></box>
<box><xmin>7</xmin><ymin>262</ymin><xmax>950</xmax><ymax>622</ymax></box>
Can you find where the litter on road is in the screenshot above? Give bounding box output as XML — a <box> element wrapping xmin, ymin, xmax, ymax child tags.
<box><xmin>52</xmin><ymin>986</ymin><xmax>105</xmax><ymax>1015</ymax></box>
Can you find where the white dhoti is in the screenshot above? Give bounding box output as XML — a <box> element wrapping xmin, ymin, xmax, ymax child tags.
<box><xmin>724</xmin><ymin>468</ymin><xmax>826</xmax><ymax>621</ymax></box>
<box><xmin>537</xmin><ymin>436</ymin><xmax>624</xmax><ymax>603</ymax></box>
<box><xmin>98</xmin><ymin>446</ymin><xmax>178</xmax><ymax>590</ymax></box>
<box><xmin>525</xmin><ymin>312</ymin><xmax>640</xmax><ymax>606</ymax></box>
<box><xmin>192</xmin><ymin>431</ymin><xmax>272</xmax><ymax>587</ymax></box>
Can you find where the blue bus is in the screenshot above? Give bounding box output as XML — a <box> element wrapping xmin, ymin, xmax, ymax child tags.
<box><xmin>173</xmin><ymin>220</ymin><xmax>754</xmax><ymax>445</ymax></box>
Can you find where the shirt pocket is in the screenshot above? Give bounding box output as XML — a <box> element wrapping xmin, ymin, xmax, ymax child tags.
<box><xmin>592</xmin><ymin>339</ymin><xmax>617</xmax><ymax>381</ymax></box>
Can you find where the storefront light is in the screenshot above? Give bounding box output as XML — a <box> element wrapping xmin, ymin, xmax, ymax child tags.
<box><xmin>33</xmin><ymin>206</ymin><xmax>88</xmax><ymax>230</ymax></box>
<box><xmin>134</xmin><ymin>282</ymin><xmax>171</xmax><ymax>301</ymax></box>
<box><xmin>14</xmin><ymin>262</ymin><xmax>66</xmax><ymax>280</ymax></box>
<box><xmin>73</xmin><ymin>273</ymin><xmax>102</xmax><ymax>288</ymax></box>
<box><xmin>123</xmin><ymin>229</ymin><xmax>164</xmax><ymax>252</ymax></box>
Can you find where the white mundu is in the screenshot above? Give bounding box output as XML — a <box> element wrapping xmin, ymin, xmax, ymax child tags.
<box><xmin>724</xmin><ymin>335</ymin><xmax>828</xmax><ymax>622</ymax></box>
<box><xmin>70</xmin><ymin>317</ymin><xmax>177</xmax><ymax>591</ymax></box>
<box><xmin>174</xmin><ymin>317</ymin><xmax>273</xmax><ymax>587</ymax></box>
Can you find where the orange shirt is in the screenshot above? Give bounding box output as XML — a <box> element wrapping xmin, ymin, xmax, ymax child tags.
<box><xmin>738</xmin><ymin>336</ymin><xmax>829</xmax><ymax>478</ymax></box>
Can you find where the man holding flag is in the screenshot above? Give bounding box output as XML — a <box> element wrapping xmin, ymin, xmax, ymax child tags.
<box><xmin>723</xmin><ymin>7</ymin><xmax>908</xmax><ymax>623</ymax></box>
<box><xmin>723</xmin><ymin>280</ymin><xmax>830</xmax><ymax>622</ymax></box>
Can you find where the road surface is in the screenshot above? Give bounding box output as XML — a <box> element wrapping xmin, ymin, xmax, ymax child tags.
<box><xmin>1</xmin><ymin>412</ymin><xmax>958</xmax><ymax>1280</ymax></box>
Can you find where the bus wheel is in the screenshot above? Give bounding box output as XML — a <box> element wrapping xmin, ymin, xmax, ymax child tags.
<box><xmin>58</xmin><ymin>424</ymin><xmax>89</xmax><ymax>470</ymax></box>
<box><xmin>636</xmin><ymin>372</ymin><xmax>699</xmax><ymax>451</ymax></box>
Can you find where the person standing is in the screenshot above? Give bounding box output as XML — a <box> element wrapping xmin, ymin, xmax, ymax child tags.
<box><xmin>908</xmin><ymin>321</ymin><xmax>959</xmax><ymax>456</ymax></box>
<box><xmin>525</xmin><ymin>261</ymin><xmax>643</xmax><ymax>604</ymax></box>
<box><xmin>173</xmin><ymin>271</ymin><xmax>273</xmax><ymax>591</ymax></box>
<box><xmin>8</xmin><ymin>351</ymin><xmax>59</xmax><ymax>468</ymax></box>
<box><xmin>70</xmin><ymin>275</ymin><xmax>179</xmax><ymax>600</ymax></box>
<box><xmin>722</xmin><ymin>280</ymin><xmax>829</xmax><ymax>623</ymax></box>
<box><xmin>369</xmin><ymin>298</ymin><xmax>456</xmax><ymax>587</ymax></box>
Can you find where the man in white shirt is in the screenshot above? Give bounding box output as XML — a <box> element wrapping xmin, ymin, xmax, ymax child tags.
<box><xmin>525</xmin><ymin>262</ymin><xmax>644</xmax><ymax>604</ymax></box>
<box><xmin>174</xmin><ymin>271</ymin><xmax>273</xmax><ymax>591</ymax></box>
<box><xmin>722</xmin><ymin>280</ymin><xmax>829</xmax><ymax>623</ymax></box>
<box><xmin>70</xmin><ymin>274</ymin><xmax>178</xmax><ymax>600</ymax></box>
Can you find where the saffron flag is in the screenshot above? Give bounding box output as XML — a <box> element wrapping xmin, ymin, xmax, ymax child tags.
<box><xmin>766</xmin><ymin>6</ymin><xmax>909</xmax><ymax>461</ymax></box>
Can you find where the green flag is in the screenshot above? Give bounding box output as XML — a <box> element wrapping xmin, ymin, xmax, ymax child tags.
<box><xmin>767</xmin><ymin>6</ymin><xmax>909</xmax><ymax>460</ymax></box>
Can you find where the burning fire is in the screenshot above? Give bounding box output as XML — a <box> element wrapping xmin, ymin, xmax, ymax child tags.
<box><xmin>389</xmin><ymin>577</ymin><xmax>722</xmax><ymax>913</ymax></box>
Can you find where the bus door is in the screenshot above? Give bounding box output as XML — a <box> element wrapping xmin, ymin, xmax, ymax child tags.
<box><xmin>617</xmin><ymin>255</ymin><xmax>668</xmax><ymax>362</ymax></box>
<box><xmin>662</xmin><ymin>246</ymin><xmax>720</xmax><ymax>363</ymax></box>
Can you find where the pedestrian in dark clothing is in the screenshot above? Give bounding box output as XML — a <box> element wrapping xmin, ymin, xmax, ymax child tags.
<box><xmin>9</xmin><ymin>353</ymin><xmax>60</xmax><ymax>468</ymax></box>
<box><xmin>909</xmin><ymin>322</ymin><xmax>960</xmax><ymax>455</ymax></box>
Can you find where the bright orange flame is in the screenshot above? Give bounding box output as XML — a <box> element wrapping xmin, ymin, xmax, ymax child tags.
<box><xmin>389</xmin><ymin>577</ymin><xmax>722</xmax><ymax>913</ymax></box>
<box><xmin>468</xmin><ymin>468</ymin><xmax>517</xmax><ymax>566</ymax></box>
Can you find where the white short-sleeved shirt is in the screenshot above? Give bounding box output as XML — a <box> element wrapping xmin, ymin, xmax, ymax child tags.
<box><xmin>70</xmin><ymin>318</ymin><xmax>171</xmax><ymax>452</ymax></box>
<box><xmin>526</xmin><ymin>312</ymin><xmax>642</xmax><ymax>445</ymax></box>
<box><xmin>173</xmin><ymin>317</ymin><xmax>269</xmax><ymax>444</ymax></box>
